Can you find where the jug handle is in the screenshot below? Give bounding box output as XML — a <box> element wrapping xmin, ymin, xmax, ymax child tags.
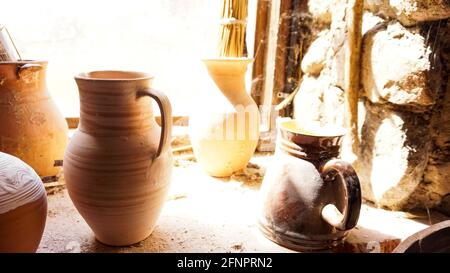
<box><xmin>17</xmin><ymin>63</ymin><xmax>43</xmax><ymax>79</ymax></box>
<box><xmin>137</xmin><ymin>88</ymin><xmax>172</xmax><ymax>159</ymax></box>
<box><xmin>320</xmin><ymin>159</ymin><xmax>362</xmax><ymax>231</ymax></box>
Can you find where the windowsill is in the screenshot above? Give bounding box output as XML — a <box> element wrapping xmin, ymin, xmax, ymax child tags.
<box><xmin>39</xmin><ymin>151</ymin><xmax>450</xmax><ymax>253</ymax></box>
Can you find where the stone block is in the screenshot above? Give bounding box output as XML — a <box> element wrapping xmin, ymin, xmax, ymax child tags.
<box><xmin>365</xmin><ymin>0</ymin><xmax>450</xmax><ymax>26</ymax></box>
<box><xmin>293</xmin><ymin>75</ymin><xmax>325</xmax><ymax>123</ymax></box>
<box><xmin>308</xmin><ymin>0</ymin><xmax>341</xmax><ymax>25</ymax></box>
<box><xmin>362</xmin><ymin>21</ymin><xmax>441</xmax><ymax>111</ymax></box>
<box><xmin>301</xmin><ymin>30</ymin><xmax>331</xmax><ymax>76</ymax></box>
<box><xmin>357</xmin><ymin>102</ymin><xmax>431</xmax><ymax>210</ymax></box>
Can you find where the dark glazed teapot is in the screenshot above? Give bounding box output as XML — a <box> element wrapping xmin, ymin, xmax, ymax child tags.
<box><xmin>259</xmin><ymin>120</ymin><xmax>361</xmax><ymax>251</ymax></box>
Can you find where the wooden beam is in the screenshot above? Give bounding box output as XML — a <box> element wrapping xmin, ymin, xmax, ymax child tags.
<box><xmin>270</xmin><ymin>0</ymin><xmax>292</xmax><ymax>110</ymax></box>
<box><xmin>261</xmin><ymin>0</ymin><xmax>310</xmax><ymax>123</ymax></box>
<box><xmin>344</xmin><ymin>0</ymin><xmax>364</xmax><ymax>154</ymax></box>
<box><xmin>251</xmin><ymin>0</ymin><xmax>271</xmax><ymax>106</ymax></box>
<box><xmin>280</xmin><ymin>0</ymin><xmax>309</xmax><ymax>117</ymax></box>
<box><xmin>260</xmin><ymin>0</ymin><xmax>280</xmax><ymax>129</ymax></box>
<box><xmin>258</xmin><ymin>0</ymin><xmax>289</xmax><ymax>131</ymax></box>
<box><xmin>255</xmin><ymin>0</ymin><xmax>310</xmax><ymax>151</ymax></box>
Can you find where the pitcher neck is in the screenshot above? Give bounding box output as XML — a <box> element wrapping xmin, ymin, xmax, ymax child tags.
<box><xmin>280</xmin><ymin>139</ymin><xmax>339</xmax><ymax>158</ymax></box>
<box><xmin>0</xmin><ymin>61</ymin><xmax>48</xmax><ymax>100</ymax></box>
<box><xmin>78</xmin><ymin>104</ymin><xmax>156</xmax><ymax>137</ymax></box>
<box><xmin>203</xmin><ymin>58</ymin><xmax>255</xmax><ymax>107</ymax></box>
<box><xmin>75</xmin><ymin>78</ymin><xmax>155</xmax><ymax>136</ymax></box>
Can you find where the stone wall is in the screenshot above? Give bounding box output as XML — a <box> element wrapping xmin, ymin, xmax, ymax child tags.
<box><xmin>293</xmin><ymin>0</ymin><xmax>450</xmax><ymax>214</ymax></box>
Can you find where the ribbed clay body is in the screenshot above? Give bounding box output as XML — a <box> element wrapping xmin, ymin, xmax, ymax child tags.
<box><xmin>64</xmin><ymin>71</ymin><xmax>173</xmax><ymax>246</ymax></box>
<box><xmin>0</xmin><ymin>152</ymin><xmax>47</xmax><ymax>253</ymax></box>
<box><xmin>0</xmin><ymin>61</ymin><xmax>68</xmax><ymax>177</ymax></box>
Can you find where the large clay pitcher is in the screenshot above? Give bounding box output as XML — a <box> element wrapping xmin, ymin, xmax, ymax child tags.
<box><xmin>64</xmin><ymin>71</ymin><xmax>173</xmax><ymax>246</ymax></box>
<box><xmin>189</xmin><ymin>58</ymin><xmax>259</xmax><ymax>177</ymax></box>
<box><xmin>0</xmin><ymin>61</ymin><xmax>68</xmax><ymax>177</ymax></box>
<box><xmin>259</xmin><ymin>120</ymin><xmax>361</xmax><ymax>251</ymax></box>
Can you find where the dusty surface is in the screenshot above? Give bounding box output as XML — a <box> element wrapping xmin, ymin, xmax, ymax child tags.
<box><xmin>38</xmin><ymin>154</ymin><xmax>449</xmax><ymax>253</ymax></box>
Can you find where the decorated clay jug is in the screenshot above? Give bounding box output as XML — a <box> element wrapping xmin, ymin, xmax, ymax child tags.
<box><xmin>189</xmin><ymin>58</ymin><xmax>259</xmax><ymax>177</ymax></box>
<box><xmin>259</xmin><ymin>120</ymin><xmax>361</xmax><ymax>251</ymax></box>
<box><xmin>64</xmin><ymin>71</ymin><xmax>173</xmax><ymax>246</ymax></box>
<box><xmin>0</xmin><ymin>61</ymin><xmax>68</xmax><ymax>178</ymax></box>
<box><xmin>0</xmin><ymin>152</ymin><xmax>47</xmax><ymax>253</ymax></box>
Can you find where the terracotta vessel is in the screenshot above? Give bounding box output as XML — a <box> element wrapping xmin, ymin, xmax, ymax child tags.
<box><xmin>0</xmin><ymin>152</ymin><xmax>47</xmax><ymax>253</ymax></box>
<box><xmin>393</xmin><ymin>220</ymin><xmax>450</xmax><ymax>253</ymax></box>
<box><xmin>189</xmin><ymin>58</ymin><xmax>259</xmax><ymax>177</ymax></box>
<box><xmin>0</xmin><ymin>61</ymin><xmax>68</xmax><ymax>177</ymax></box>
<box><xmin>259</xmin><ymin>120</ymin><xmax>361</xmax><ymax>251</ymax></box>
<box><xmin>64</xmin><ymin>71</ymin><xmax>173</xmax><ymax>246</ymax></box>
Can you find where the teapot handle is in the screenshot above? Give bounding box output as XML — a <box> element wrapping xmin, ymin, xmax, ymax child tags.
<box><xmin>320</xmin><ymin>159</ymin><xmax>362</xmax><ymax>231</ymax></box>
<box><xmin>137</xmin><ymin>88</ymin><xmax>172</xmax><ymax>159</ymax></box>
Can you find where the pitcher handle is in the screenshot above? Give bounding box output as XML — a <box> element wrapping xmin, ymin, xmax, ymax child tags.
<box><xmin>320</xmin><ymin>159</ymin><xmax>362</xmax><ymax>231</ymax></box>
<box><xmin>17</xmin><ymin>63</ymin><xmax>43</xmax><ymax>79</ymax></box>
<box><xmin>137</xmin><ymin>88</ymin><xmax>172</xmax><ymax>159</ymax></box>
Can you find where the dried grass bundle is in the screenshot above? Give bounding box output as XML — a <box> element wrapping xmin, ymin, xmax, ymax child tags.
<box><xmin>218</xmin><ymin>0</ymin><xmax>248</xmax><ymax>57</ymax></box>
<box><xmin>0</xmin><ymin>26</ymin><xmax>21</xmax><ymax>62</ymax></box>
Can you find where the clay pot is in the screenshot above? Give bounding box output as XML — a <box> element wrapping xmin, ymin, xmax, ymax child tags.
<box><xmin>393</xmin><ymin>220</ymin><xmax>450</xmax><ymax>253</ymax></box>
<box><xmin>0</xmin><ymin>152</ymin><xmax>47</xmax><ymax>253</ymax></box>
<box><xmin>64</xmin><ymin>71</ymin><xmax>173</xmax><ymax>246</ymax></box>
<box><xmin>259</xmin><ymin>120</ymin><xmax>362</xmax><ymax>251</ymax></box>
<box><xmin>189</xmin><ymin>58</ymin><xmax>259</xmax><ymax>177</ymax></box>
<box><xmin>0</xmin><ymin>61</ymin><xmax>68</xmax><ymax>177</ymax></box>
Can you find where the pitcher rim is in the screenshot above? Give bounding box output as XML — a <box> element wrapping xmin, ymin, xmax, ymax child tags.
<box><xmin>75</xmin><ymin>70</ymin><xmax>154</xmax><ymax>82</ymax></box>
<box><xmin>279</xmin><ymin>120</ymin><xmax>347</xmax><ymax>138</ymax></box>
<box><xmin>0</xmin><ymin>60</ymin><xmax>48</xmax><ymax>65</ymax></box>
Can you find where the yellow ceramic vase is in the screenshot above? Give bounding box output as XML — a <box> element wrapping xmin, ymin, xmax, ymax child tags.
<box><xmin>189</xmin><ymin>58</ymin><xmax>259</xmax><ymax>177</ymax></box>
